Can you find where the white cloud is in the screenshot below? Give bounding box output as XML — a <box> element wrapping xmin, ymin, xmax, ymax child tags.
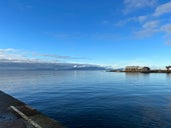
<box><xmin>119</xmin><ymin>1</ymin><xmax>171</xmax><ymax>44</ymax></box>
<box><xmin>0</xmin><ymin>49</ymin><xmax>42</xmax><ymax>63</ymax></box>
<box><xmin>0</xmin><ymin>48</ymin><xmax>16</xmax><ymax>53</ymax></box>
<box><xmin>160</xmin><ymin>23</ymin><xmax>171</xmax><ymax>34</ymax></box>
<box><xmin>0</xmin><ymin>48</ymin><xmax>84</xmax><ymax>63</ymax></box>
<box><xmin>138</xmin><ymin>15</ymin><xmax>148</xmax><ymax>23</ymax></box>
<box><xmin>134</xmin><ymin>21</ymin><xmax>171</xmax><ymax>41</ymax></box>
<box><xmin>134</xmin><ymin>20</ymin><xmax>160</xmax><ymax>37</ymax></box>
<box><xmin>143</xmin><ymin>20</ymin><xmax>159</xmax><ymax>28</ymax></box>
<box><xmin>123</xmin><ymin>0</ymin><xmax>157</xmax><ymax>13</ymax></box>
<box><xmin>134</xmin><ymin>28</ymin><xmax>158</xmax><ymax>38</ymax></box>
<box><xmin>43</xmin><ymin>54</ymin><xmax>71</xmax><ymax>59</ymax></box>
<box><xmin>115</xmin><ymin>15</ymin><xmax>148</xmax><ymax>27</ymax></box>
<box><xmin>154</xmin><ymin>1</ymin><xmax>171</xmax><ymax>16</ymax></box>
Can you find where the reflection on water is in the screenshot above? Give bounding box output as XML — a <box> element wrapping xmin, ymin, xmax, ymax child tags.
<box><xmin>0</xmin><ymin>70</ymin><xmax>171</xmax><ymax>128</ymax></box>
<box><xmin>166</xmin><ymin>73</ymin><xmax>171</xmax><ymax>78</ymax></box>
<box><xmin>125</xmin><ymin>72</ymin><xmax>150</xmax><ymax>77</ymax></box>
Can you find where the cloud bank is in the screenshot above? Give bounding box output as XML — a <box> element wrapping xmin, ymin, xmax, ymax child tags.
<box><xmin>0</xmin><ymin>48</ymin><xmax>85</xmax><ymax>63</ymax></box>
<box><xmin>0</xmin><ymin>48</ymin><xmax>107</xmax><ymax>70</ymax></box>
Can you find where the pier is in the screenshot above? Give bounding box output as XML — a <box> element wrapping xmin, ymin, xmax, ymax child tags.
<box><xmin>0</xmin><ymin>90</ymin><xmax>65</xmax><ymax>128</ymax></box>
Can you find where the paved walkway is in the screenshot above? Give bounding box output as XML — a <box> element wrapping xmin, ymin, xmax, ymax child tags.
<box><xmin>0</xmin><ymin>90</ymin><xmax>65</xmax><ymax>128</ymax></box>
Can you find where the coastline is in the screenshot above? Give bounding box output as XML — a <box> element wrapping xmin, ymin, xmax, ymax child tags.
<box><xmin>107</xmin><ymin>70</ymin><xmax>171</xmax><ymax>73</ymax></box>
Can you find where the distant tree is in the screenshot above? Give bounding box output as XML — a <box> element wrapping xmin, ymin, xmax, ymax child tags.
<box><xmin>166</xmin><ymin>66</ymin><xmax>171</xmax><ymax>71</ymax></box>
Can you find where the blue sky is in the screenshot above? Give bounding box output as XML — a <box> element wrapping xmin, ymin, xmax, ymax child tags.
<box><xmin>0</xmin><ymin>0</ymin><xmax>171</xmax><ymax>68</ymax></box>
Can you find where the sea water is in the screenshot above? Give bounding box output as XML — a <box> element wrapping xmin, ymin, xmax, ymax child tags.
<box><xmin>0</xmin><ymin>70</ymin><xmax>171</xmax><ymax>128</ymax></box>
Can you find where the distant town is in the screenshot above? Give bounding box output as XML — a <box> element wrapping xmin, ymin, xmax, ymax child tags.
<box><xmin>109</xmin><ymin>66</ymin><xmax>171</xmax><ymax>73</ymax></box>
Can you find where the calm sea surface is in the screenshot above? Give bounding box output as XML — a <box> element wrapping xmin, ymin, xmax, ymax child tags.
<box><xmin>0</xmin><ymin>70</ymin><xmax>171</xmax><ymax>128</ymax></box>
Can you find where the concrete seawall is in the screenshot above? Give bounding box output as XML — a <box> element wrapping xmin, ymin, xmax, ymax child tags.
<box><xmin>0</xmin><ymin>90</ymin><xmax>65</xmax><ymax>128</ymax></box>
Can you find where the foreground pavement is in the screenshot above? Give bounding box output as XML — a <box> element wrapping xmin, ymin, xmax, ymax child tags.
<box><xmin>0</xmin><ymin>90</ymin><xmax>65</xmax><ymax>128</ymax></box>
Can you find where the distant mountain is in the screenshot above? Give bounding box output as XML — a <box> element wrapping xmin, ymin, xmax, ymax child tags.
<box><xmin>0</xmin><ymin>62</ymin><xmax>107</xmax><ymax>71</ymax></box>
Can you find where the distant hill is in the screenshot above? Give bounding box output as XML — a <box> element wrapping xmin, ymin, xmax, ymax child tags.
<box><xmin>0</xmin><ymin>62</ymin><xmax>107</xmax><ymax>71</ymax></box>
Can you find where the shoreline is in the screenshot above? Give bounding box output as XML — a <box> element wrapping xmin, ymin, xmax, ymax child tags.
<box><xmin>0</xmin><ymin>90</ymin><xmax>65</xmax><ymax>128</ymax></box>
<box><xmin>107</xmin><ymin>70</ymin><xmax>171</xmax><ymax>73</ymax></box>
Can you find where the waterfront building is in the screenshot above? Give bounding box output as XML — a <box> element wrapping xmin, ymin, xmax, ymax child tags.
<box><xmin>125</xmin><ymin>66</ymin><xmax>150</xmax><ymax>72</ymax></box>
